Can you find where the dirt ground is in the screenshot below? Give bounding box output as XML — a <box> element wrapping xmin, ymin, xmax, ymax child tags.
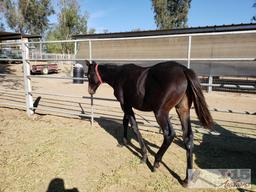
<box><xmin>0</xmin><ymin>63</ymin><xmax>256</xmax><ymax>192</ymax></box>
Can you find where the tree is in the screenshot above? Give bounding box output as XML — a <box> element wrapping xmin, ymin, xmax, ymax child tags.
<box><xmin>88</xmin><ymin>28</ymin><xmax>96</xmax><ymax>34</ymax></box>
<box><xmin>46</xmin><ymin>0</ymin><xmax>88</xmax><ymax>53</ymax></box>
<box><xmin>2</xmin><ymin>0</ymin><xmax>54</xmax><ymax>35</ymax></box>
<box><xmin>45</xmin><ymin>26</ymin><xmax>63</xmax><ymax>53</ymax></box>
<box><xmin>58</xmin><ymin>0</ymin><xmax>88</xmax><ymax>40</ymax></box>
<box><xmin>152</xmin><ymin>0</ymin><xmax>191</xmax><ymax>29</ymax></box>
<box><xmin>0</xmin><ymin>0</ymin><xmax>5</xmax><ymax>31</ymax></box>
<box><xmin>0</xmin><ymin>22</ymin><xmax>4</xmax><ymax>31</ymax></box>
<box><xmin>252</xmin><ymin>1</ymin><xmax>256</xmax><ymax>22</ymax></box>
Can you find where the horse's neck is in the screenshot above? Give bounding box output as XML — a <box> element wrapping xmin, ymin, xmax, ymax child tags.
<box><xmin>99</xmin><ymin>64</ymin><xmax>119</xmax><ymax>87</ymax></box>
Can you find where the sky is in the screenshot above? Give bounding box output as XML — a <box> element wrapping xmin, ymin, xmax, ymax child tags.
<box><xmin>2</xmin><ymin>0</ymin><xmax>255</xmax><ymax>33</ymax></box>
<box><xmin>78</xmin><ymin>0</ymin><xmax>256</xmax><ymax>33</ymax></box>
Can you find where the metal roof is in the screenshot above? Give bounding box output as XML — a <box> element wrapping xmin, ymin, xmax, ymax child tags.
<box><xmin>73</xmin><ymin>23</ymin><xmax>256</xmax><ymax>39</ymax></box>
<box><xmin>0</xmin><ymin>31</ymin><xmax>41</xmax><ymax>41</ymax></box>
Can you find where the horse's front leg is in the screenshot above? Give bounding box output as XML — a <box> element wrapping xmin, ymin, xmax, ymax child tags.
<box><xmin>115</xmin><ymin>90</ymin><xmax>129</xmax><ymax>146</ymax></box>
<box><xmin>122</xmin><ymin>113</ymin><xmax>129</xmax><ymax>146</ymax></box>
<box><xmin>128</xmin><ymin>110</ymin><xmax>148</xmax><ymax>163</ymax></box>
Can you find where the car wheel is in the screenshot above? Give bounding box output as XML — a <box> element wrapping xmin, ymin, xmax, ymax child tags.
<box><xmin>42</xmin><ymin>67</ymin><xmax>48</xmax><ymax>75</ymax></box>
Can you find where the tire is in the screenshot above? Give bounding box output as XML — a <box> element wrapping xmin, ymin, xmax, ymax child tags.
<box><xmin>42</xmin><ymin>67</ymin><xmax>48</xmax><ymax>75</ymax></box>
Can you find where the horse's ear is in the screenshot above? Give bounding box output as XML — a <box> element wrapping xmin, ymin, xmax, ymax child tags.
<box><xmin>85</xmin><ymin>60</ymin><xmax>91</xmax><ymax>66</ymax></box>
<box><xmin>91</xmin><ymin>61</ymin><xmax>97</xmax><ymax>65</ymax></box>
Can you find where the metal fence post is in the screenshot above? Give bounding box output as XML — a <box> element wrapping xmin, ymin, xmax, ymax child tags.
<box><xmin>187</xmin><ymin>35</ymin><xmax>192</xmax><ymax>68</ymax></box>
<box><xmin>89</xmin><ymin>40</ymin><xmax>92</xmax><ymax>62</ymax></box>
<box><xmin>74</xmin><ymin>41</ymin><xmax>77</xmax><ymax>55</ymax></box>
<box><xmin>39</xmin><ymin>40</ymin><xmax>42</xmax><ymax>59</ymax></box>
<box><xmin>90</xmin><ymin>94</ymin><xmax>94</xmax><ymax>126</ymax></box>
<box><xmin>89</xmin><ymin>40</ymin><xmax>94</xmax><ymax>125</ymax></box>
<box><xmin>72</xmin><ymin>41</ymin><xmax>78</xmax><ymax>75</ymax></box>
<box><xmin>208</xmin><ymin>75</ymin><xmax>213</xmax><ymax>92</ymax></box>
<box><xmin>22</xmin><ymin>38</ymin><xmax>34</xmax><ymax>116</ymax></box>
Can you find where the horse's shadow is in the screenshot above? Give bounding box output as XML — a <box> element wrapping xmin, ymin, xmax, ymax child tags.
<box><xmin>96</xmin><ymin>117</ymin><xmax>256</xmax><ymax>187</ymax></box>
<box><xmin>96</xmin><ymin>117</ymin><xmax>184</xmax><ymax>184</ymax></box>
<box><xmin>192</xmin><ymin>120</ymin><xmax>256</xmax><ymax>187</ymax></box>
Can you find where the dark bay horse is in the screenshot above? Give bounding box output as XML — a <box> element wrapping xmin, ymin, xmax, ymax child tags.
<box><xmin>86</xmin><ymin>60</ymin><xmax>213</xmax><ymax>186</ymax></box>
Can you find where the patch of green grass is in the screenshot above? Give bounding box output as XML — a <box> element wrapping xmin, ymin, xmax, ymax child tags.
<box><xmin>128</xmin><ymin>157</ymin><xmax>141</xmax><ymax>169</ymax></box>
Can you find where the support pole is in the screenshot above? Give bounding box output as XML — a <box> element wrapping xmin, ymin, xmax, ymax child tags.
<box><xmin>89</xmin><ymin>40</ymin><xmax>92</xmax><ymax>63</ymax></box>
<box><xmin>90</xmin><ymin>94</ymin><xmax>94</xmax><ymax>126</ymax></box>
<box><xmin>39</xmin><ymin>40</ymin><xmax>42</xmax><ymax>59</ymax></box>
<box><xmin>187</xmin><ymin>35</ymin><xmax>192</xmax><ymax>69</ymax></box>
<box><xmin>208</xmin><ymin>75</ymin><xmax>213</xmax><ymax>92</ymax></box>
<box><xmin>89</xmin><ymin>40</ymin><xmax>94</xmax><ymax>126</ymax></box>
<box><xmin>74</xmin><ymin>41</ymin><xmax>78</xmax><ymax>56</ymax></box>
<box><xmin>72</xmin><ymin>41</ymin><xmax>78</xmax><ymax>76</ymax></box>
<box><xmin>22</xmin><ymin>38</ymin><xmax>34</xmax><ymax>116</ymax></box>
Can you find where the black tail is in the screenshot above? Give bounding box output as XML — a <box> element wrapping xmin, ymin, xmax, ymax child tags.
<box><xmin>184</xmin><ymin>68</ymin><xmax>213</xmax><ymax>129</ymax></box>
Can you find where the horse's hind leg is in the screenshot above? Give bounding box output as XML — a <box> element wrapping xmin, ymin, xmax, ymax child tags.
<box><xmin>153</xmin><ymin>110</ymin><xmax>176</xmax><ymax>171</ymax></box>
<box><xmin>175</xmin><ymin>94</ymin><xmax>193</xmax><ymax>186</ymax></box>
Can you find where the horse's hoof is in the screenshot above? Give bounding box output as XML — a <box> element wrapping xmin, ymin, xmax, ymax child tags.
<box><xmin>117</xmin><ymin>143</ymin><xmax>124</xmax><ymax>147</ymax></box>
<box><xmin>154</xmin><ymin>161</ymin><xmax>160</xmax><ymax>168</ymax></box>
<box><xmin>123</xmin><ymin>138</ymin><xmax>128</xmax><ymax>146</ymax></box>
<box><xmin>140</xmin><ymin>159</ymin><xmax>145</xmax><ymax>164</ymax></box>
<box><xmin>153</xmin><ymin>161</ymin><xmax>160</xmax><ymax>172</ymax></box>
<box><xmin>117</xmin><ymin>138</ymin><xmax>129</xmax><ymax>147</ymax></box>
<box><xmin>181</xmin><ymin>178</ymin><xmax>188</xmax><ymax>188</ymax></box>
<box><xmin>140</xmin><ymin>158</ymin><xmax>147</xmax><ymax>164</ymax></box>
<box><xmin>140</xmin><ymin>156</ymin><xmax>148</xmax><ymax>164</ymax></box>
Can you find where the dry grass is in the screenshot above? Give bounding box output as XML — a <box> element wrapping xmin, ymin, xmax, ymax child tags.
<box><xmin>0</xmin><ymin>107</ymin><xmax>255</xmax><ymax>192</ymax></box>
<box><xmin>0</xmin><ymin>63</ymin><xmax>255</xmax><ymax>191</ymax></box>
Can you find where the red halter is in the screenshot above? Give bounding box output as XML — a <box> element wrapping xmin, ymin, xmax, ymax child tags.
<box><xmin>95</xmin><ymin>64</ymin><xmax>103</xmax><ymax>84</ymax></box>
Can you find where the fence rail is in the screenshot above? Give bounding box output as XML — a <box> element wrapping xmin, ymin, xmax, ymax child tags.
<box><xmin>13</xmin><ymin>57</ymin><xmax>254</xmax><ymax>62</ymax></box>
<box><xmin>0</xmin><ymin>29</ymin><xmax>256</xmax><ymax>122</ymax></box>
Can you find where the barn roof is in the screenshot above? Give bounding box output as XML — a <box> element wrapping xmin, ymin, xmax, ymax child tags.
<box><xmin>0</xmin><ymin>31</ymin><xmax>41</xmax><ymax>41</ymax></box>
<box><xmin>73</xmin><ymin>23</ymin><xmax>256</xmax><ymax>39</ymax></box>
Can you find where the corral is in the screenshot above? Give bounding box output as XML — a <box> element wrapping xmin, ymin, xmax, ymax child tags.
<box><xmin>0</xmin><ymin>25</ymin><xmax>256</xmax><ymax>191</ymax></box>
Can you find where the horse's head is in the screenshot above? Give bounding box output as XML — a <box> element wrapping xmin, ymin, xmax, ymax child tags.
<box><xmin>86</xmin><ymin>60</ymin><xmax>102</xmax><ymax>95</ymax></box>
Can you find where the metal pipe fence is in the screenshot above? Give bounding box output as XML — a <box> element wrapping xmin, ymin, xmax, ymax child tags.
<box><xmin>0</xmin><ymin>29</ymin><xmax>255</xmax><ymax>123</ymax></box>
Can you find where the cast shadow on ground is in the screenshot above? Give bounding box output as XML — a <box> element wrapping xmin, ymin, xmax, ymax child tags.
<box><xmin>0</xmin><ymin>63</ymin><xmax>23</xmax><ymax>89</ymax></box>
<box><xmin>0</xmin><ymin>63</ymin><xmax>16</xmax><ymax>74</ymax></box>
<box><xmin>191</xmin><ymin>120</ymin><xmax>256</xmax><ymax>189</ymax></box>
<box><xmin>96</xmin><ymin>117</ymin><xmax>256</xmax><ymax>188</ymax></box>
<box><xmin>96</xmin><ymin>117</ymin><xmax>184</xmax><ymax>185</ymax></box>
<box><xmin>46</xmin><ymin>178</ymin><xmax>79</xmax><ymax>192</ymax></box>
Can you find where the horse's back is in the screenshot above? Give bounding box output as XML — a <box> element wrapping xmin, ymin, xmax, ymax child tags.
<box><xmin>118</xmin><ymin>61</ymin><xmax>188</xmax><ymax>111</ymax></box>
<box><xmin>148</xmin><ymin>61</ymin><xmax>187</xmax><ymax>89</ymax></box>
<box><xmin>150</xmin><ymin>61</ymin><xmax>186</xmax><ymax>76</ymax></box>
<box><xmin>119</xmin><ymin>61</ymin><xmax>186</xmax><ymax>80</ymax></box>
